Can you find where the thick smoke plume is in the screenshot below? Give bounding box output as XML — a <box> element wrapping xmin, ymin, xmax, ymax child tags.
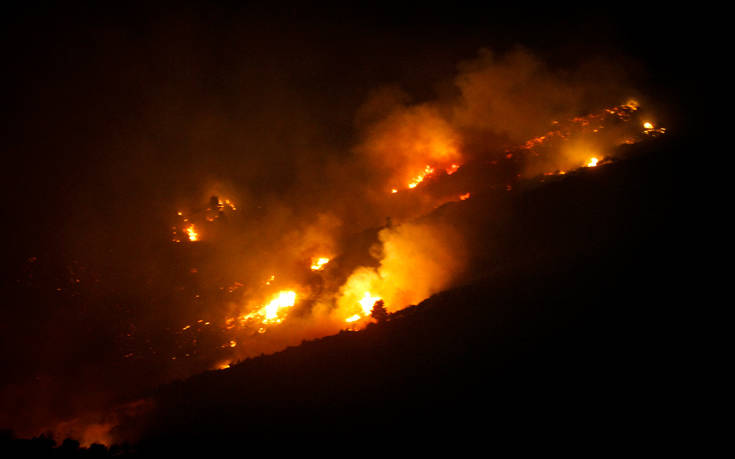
<box><xmin>333</xmin><ymin>222</ymin><xmax>466</xmax><ymax>319</ymax></box>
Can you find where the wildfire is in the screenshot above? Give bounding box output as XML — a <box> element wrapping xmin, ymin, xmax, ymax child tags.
<box><xmin>185</xmin><ymin>224</ymin><xmax>199</xmax><ymax>242</ymax></box>
<box><xmin>310</xmin><ymin>257</ymin><xmax>330</xmax><ymax>271</ymax></box>
<box><xmin>400</xmin><ymin>163</ymin><xmax>462</xmax><ymax>192</ymax></box>
<box><xmin>407</xmin><ymin>165</ymin><xmax>436</xmax><ymax>189</ymax></box>
<box><xmin>241</xmin><ymin>290</ymin><xmax>297</xmax><ymax>325</ymax></box>
<box><xmin>341</xmin><ymin>292</ymin><xmax>382</xmax><ymax>323</ymax></box>
<box><xmin>159</xmin><ymin>96</ymin><xmax>667</xmax><ymax>377</ymax></box>
<box><xmin>642</xmin><ymin>121</ymin><xmax>666</xmax><ymax>136</ymax></box>
<box><xmin>358</xmin><ymin>292</ymin><xmax>381</xmax><ymax>316</ymax></box>
<box><xmin>515</xmin><ymin>100</ymin><xmax>645</xmax><ymax>156</ymax></box>
<box><xmin>222</xmin><ymin>199</ymin><xmax>236</xmax><ymax>211</ymax></box>
<box><xmin>215</xmin><ymin>361</ymin><xmax>232</xmax><ymax>370</ymax></box>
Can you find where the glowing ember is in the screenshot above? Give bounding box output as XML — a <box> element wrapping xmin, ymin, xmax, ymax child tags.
<box><xmin>185</xmin><ymin>224</ymin><xmax>199</xmax><ymax>242</ymax></box>
<box><xmin>642</xmin><ymin>121</ymin><xmax>666</xmax><ymax>136</ymax></box>
<box><xmin>459</xmin><ymin>192</ymin><xmax>471</xmax><ymax>201</ymax></box>
<box><xmin>586</xmin><ymin>157</ymin><xmax>599</xmax><ymax>168</ymax></box>
<box><xmin>310</xmin><ymin>257</ymin><xmax>330</xmax><ymax>271</ymax></box>
<box><xmin>446</xmin><ymin>164</ymin><xmax>461</xmax><ymax>175</ymax></box>
<box><xmin>391</xmin><ymin>188</ymin><xmax>398</xmax><ymax>194</ymax></box>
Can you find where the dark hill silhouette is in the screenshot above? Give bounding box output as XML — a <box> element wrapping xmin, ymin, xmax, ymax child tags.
<box><xmin>1</xmin><ymin>133</ymin><xmax>688</xmax><ymax>455</ymax></box>
<box><xmin>110</xmin><ymin>133</ymin><xmax>686</xmax><ymax>451</ymax></box>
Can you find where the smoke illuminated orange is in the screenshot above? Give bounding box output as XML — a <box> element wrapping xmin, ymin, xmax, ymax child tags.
<box><xmin>241</xmin><ymin>290</ymin><xmax>297</xmax><ymax>326</ymax></box>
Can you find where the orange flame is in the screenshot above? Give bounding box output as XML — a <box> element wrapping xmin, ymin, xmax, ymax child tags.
<box><xmin>407</xmin><ymin>165</ymin><xmax>435</xmax><ymax>189</ymax></box>
<box><xmin>241</xmin><ymin>290</ymin><xmax>297</xmax><ymax>326</ymax></box>
<box><xmin>185</xmin><ymin>224</ymin><xmax>199</xmax><ymax>242</ymax></box>
<box><xmin>358</xmin><ymin>292</ymin><xmax>381</xmax><ymax>316</ymax></box>
<box><xmin>310</xmin><ymin>257</ymin><xmax>330</xmax><ymax>271</ymax></box>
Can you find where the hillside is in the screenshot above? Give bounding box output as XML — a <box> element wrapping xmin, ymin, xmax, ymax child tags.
<box><xmin>112</xmin><ymin>133</ymin><xmax>685</xmax><ymax>450</ymax></box>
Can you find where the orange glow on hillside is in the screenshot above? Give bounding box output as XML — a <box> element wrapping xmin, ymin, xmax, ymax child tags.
<box><xmin>407</xmin><ymin>165</ymin><xmax>435</xmax><ymax>189</ymax></box>
<box><xmin>240</xmin><ymin>290</ymin><xmax>297</xmax><ymax>326</ymax></box>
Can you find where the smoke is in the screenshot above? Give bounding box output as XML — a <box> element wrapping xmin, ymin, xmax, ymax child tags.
<box><xmin>2</xmin><ymin>8</ymin><xmax>654</xmax><ymax>443</ymax></box>
<box><xmin>333</xmin><ymin>222</ymin><xmax>466</xmax><ymax>320</ymax></box>
<box><xmin>453</xmin><ymin>48</ymin><xmax>583</xmax><ymax>143</ymax></box>
<box><xmin>356</xmin><ymin>103</ymin><xmax>462</xmax><ymax>190</ymax></box>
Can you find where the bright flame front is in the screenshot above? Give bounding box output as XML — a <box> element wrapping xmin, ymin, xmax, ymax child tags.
<box><xmin>310</xmin><ymin>257</ymin><xmax>330</xmax><ymax>271</ymax></box>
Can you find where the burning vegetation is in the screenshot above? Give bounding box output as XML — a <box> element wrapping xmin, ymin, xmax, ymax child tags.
<box><xmin>3</xmin><ymin>38</ymin><xmax>670</xmax><ymax>447</ymax></box>
<box><xmin>148</xmin><ymin>88</ymin><xmax>665</xmax><ymax>388</ymax></box>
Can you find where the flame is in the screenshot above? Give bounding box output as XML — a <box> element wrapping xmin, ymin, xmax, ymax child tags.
<box><xmin>642</xmin><ymin>121</ymin><xmax>666</xmax><ymax>136</ymax></box>
<box><xmin>358</xmin><ymin>292</ymin><xmax>381</xmax><ymax>316</ymax></box>
<box><xmin>215</xmin><ymin>361</ymin><xmax>232</xmax><ymax>370</ymax></box>
<box><xmin>407</xmin><ymin>164</ymin><xmax>435</xmax><ymax>189</ymax></box>
<box><xmin>185</xmin><ymin>224</ymin><xmax>199</xmax><ymax>242</ymax></box>
<box><xmin>310</xmin><ymin>257</ymin><xmax>330</xmax><ymax>271</ymax></box>
<box><xmin>263</xmin><ymin>290</ymin><xmax>296</xmax><ymax>323</ymax></box>
<box><xmin>241</xmin><ymin>290</ymin><xmax>297</xmax><ymax>326</ymax></box>
<box><xmin>395</xmin><ymin>160</ymin><xmax>462</xmax><ymax>192</ymax></box>
<box><xmin>159</xmin><ymin>97</ymin><xmax>666</xmax><ymax>380</ymax></box>
<box><xmin>342</xmin><ymin>292</ymin><xmax>382</xmax><ymax>323</ymax></box>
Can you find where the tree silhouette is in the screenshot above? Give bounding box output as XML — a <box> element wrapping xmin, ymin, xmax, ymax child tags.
<box><xmin>371</xmin><ymin>299</ymin><xmax>388</xmax><ymax>323</ymax></box>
